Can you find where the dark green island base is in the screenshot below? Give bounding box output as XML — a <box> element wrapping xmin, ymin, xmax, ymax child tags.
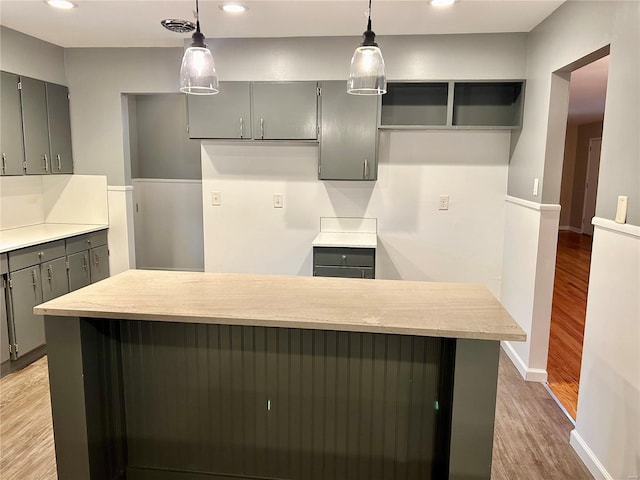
<box><xmin>35</xmin><ymin>270</ymin><xmax>525</xmax><ymax>480</ymax></box>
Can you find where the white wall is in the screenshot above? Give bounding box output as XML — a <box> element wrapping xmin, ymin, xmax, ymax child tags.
<box><xmin>132</xmin><ymin>179</ymin><xmax>204</xmax><ymax>271</ymax></box>
<box><xmin>203</xmin><ymin>130</ymin><xmax>510</xmax><ymax>295</ymax></box>
<box><xmin>500</xmin><ymin>2</ymin><xmax>640</xmax><ymax>479</ymax></box>
<box><xmin>571</xmin><ymin>220</ymin><xmax>639</xmax><ymax>480</ymax></box>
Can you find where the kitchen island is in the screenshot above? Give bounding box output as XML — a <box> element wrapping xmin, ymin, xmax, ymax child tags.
<box><xmin>35</xmin><ymin>270</ymin><xmax>525</xmax><ymax>480</ymax></box>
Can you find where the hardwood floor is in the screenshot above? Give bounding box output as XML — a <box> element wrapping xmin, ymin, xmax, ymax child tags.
<box><xmin>0</xmin><ymin>350</ymin><xmax>592</xmax><ymax>479</ymax></box>
<box><xmin>547</xmin><ymin>232</ymin><xmax>592</xmax><ymax>420</ymax></box>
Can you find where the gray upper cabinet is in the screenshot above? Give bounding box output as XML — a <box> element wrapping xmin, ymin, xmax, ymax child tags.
<box><xmin>188</xmin><ymin>81</ymin><xmax>252</xmax><ymax>139</ymax></box>
<box><xmin>20</xmin><ymin>76</ymin><xmax>51</xmax><ymax>175</ymax></box>
<box><xmin>318</xmin><ymin>81</ymin><xmax>379</xmax><ymax>180</ymax></box>
<box><xmin>46</xmin><ymin>82</ymin><xmax>73</xmax><ymax>173</ymax></box>
<box><xmin>252</xmin><ymin>82</ymin><xmax>318</xmax><ymax>140</ymax></box>
<box><xmin>1</xmin><ymin>72</ymin><xmax>25</xmax><ymax>176</ymax></box>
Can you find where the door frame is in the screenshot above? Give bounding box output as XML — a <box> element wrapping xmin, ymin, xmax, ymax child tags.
<box><xmin>581</xmin><ymin>137</ymin><xmax>602</xmax><ymax>236</ymax></box>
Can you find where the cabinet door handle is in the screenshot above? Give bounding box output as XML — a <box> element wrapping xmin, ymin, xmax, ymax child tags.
<box><xmin>81</xmin><ymin>254</ymin><xmax>88</xmax><ymax>271</ymax></box>
<box><xmin>363</xmin><ymin>158</ymin><xmax>369</xmax><ymax>179</ymax></box>
<box><xmin>260</xmin><ymin>118</ymin><xmax>264</xmax><ymax>139</ymax></box>
<box><xmin>31</xmin><ymin>270</ymin><xmax>37</xmax><ymax>289</ymax></box>
<box><xmin>361</xmin><ymin>269</ymin><xmax>365</xmax><ymax>279</ymax></box>
<box><xmin>57</xmin><ymin>154</ymin><xmax>62</xmax><ymax>171</ymax></box>
<box><xmin>1</xmin><ymin>153</ymin><xmax>6</xmax><ymax>174</ymax></box>
<box><xmin>47</xmin><ymin>265</ymin><xmax>53</xmax><ymax>282</ymax></box>
<box><xmin>38</xmin><ymin>251</ymin><xmax>44</xmax><ymax>259</ymax></box>
<box><xmin>43</xmin><ymin>154</ymin><xmax>49</xmax><ymax>173</ymax></box>
<box><xmin>240</xmin><ymin>117</ymin><xmax>244</xmax><ymax>138</ymax></box>
<box><xmin>94</xmin><ymin>253</ymin><xmax>99</xmax><ymax>267</ymax></box>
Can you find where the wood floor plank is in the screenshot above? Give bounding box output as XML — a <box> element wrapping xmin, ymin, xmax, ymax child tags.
<box><xmin>0</xmin><ymin>348</ymin><xmax>593</xmax><ymax>479</ymax></box>
<box><xmin>547</xmin><ymin>232</ymin><xmax>592</xmax><ymax>420</ymax></box>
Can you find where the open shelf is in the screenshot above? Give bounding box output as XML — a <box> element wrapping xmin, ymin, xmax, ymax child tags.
<box><xmin>381</xmin><ymin>82</ymin><xmax>449</xmax><ymax>127</ymax></box>
<box><xmin>453</xmin><ymin>82</ymin><xmax>523</xmax><ymax>127</ymax></box>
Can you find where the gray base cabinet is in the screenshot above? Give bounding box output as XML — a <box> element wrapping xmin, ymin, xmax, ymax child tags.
<box><xmin>89</xmin><ymin>245</ymin><xmax>109</xmax><ymax>283</ymax></box>
<box><xmin>41</xmin><ymin>256</ymin><xmax>69</xmax><ymax>302</ymax></box>
<box><xmin>319</xmin><ymin>81</ymin><xmax>379</xmax><ymax>180</ymax></box>
<box><xmin>1</xmin><ymin>256</ymin><xmax>9</xmax><ymax>363</ymax></box>
<box><xmin>313</xmin><ymin>246</ymin><xmax>376</xmax><ymax>279</ymax></box>
<box><xmin>67</xmin><ymin>251</ymin><xmax>91</xmax><ymax>292</ymax></box>
<box><xmin>9</xmin><ymin>267</ymin><xmax>45</xmax><ymax>358</ymax></box>
<box><xmin>1</xmin><ymin>72</ymin><xmax>25</xmax><ymax>176</ymax></box>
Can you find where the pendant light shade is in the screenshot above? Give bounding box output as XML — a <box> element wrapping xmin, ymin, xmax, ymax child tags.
<box><xmin>180</xmin><ymin>0</ymin><xmax>219</xmax><ymax>95</ymax></box>
<box><xmin>347</xmin><ymin>0</ymin><xmax>387</xmax><ymax>95</ymax></box>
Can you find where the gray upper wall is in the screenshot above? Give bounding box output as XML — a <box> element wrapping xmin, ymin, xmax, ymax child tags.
<box><xmin>64</xmin><ymin>34</ymin><xmax>527</xmax><ymax>186</ymax></box>
<box><xmin>0</xmin><ymin>26</ymin><xmax>66</xmax><ymax>84</ymax></box>
<box><xmin>507</xmin><ymin>1</ymin><xmax>638</xmax><ymax>225</ymax></box>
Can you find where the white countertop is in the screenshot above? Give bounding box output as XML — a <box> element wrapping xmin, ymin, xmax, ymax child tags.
<box><xmin>35</xmin><ymin>270</ymin><xmax>526</xmax><ymax>342</ymax></box>
<box><xmin>312</xmin><ymin>232</ymin><xmax>378</xmax><ymax>248</ymax></box>
<box><xmin>0</xmin><ymin>223</ymin><xmax>109</xmax><ymax>253</ymax></box>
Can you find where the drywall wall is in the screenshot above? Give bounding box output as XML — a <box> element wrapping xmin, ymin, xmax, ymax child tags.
<box><xmin>559</xmin><ymin>124</ymin><xmax>577</xmax><ymax>228</ymax></box>
<box><xmin>0</xmin><ymin>26</ymin><xmax>66</xmax><ymax>84</ymax></box>
<box><xmin>569</xmin><ymin>121</ymin><xmax>603</xmax><ymax>230</ymax></box>
<box><xmin>132</xmin><ymin>179</ymin><xmax>204</xmax><ymax>271</ymax></box>
<box><xmin>202</xmin><ymin>130</ymin><xmax>510</xmax><ymax>296</ymax></box>
<box><xmin>132</xmin><ymin>94</ymin><xmax>201</xmax><ymax>180</ymax></box>
<box><xmin>572</xmin><ymin>220</ymin><xmax>639</xmax><ymax>480</ymax></box>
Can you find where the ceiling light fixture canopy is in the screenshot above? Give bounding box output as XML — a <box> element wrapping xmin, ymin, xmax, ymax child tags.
<box><xmin>45</xmin><ymin>0</ymin><xmax>77</xmax><ymax>9</ymax></box>
<box><xmin>220</xmin><ymin>4</ymin><xmax>247</xmax><ymax>13</ymax></box>
<box><xmin>180</xmin><ymin>0</ymin><xmax>219</xmax><ymax>95</ymax></box>
<box><xmin>347</xmin><ymin>0</ymin><xmax>386</xmax><ymax>95</ymax></box>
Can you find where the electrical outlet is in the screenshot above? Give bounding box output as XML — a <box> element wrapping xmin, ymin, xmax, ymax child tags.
<box><xmin>615</xmin><ymin>195</ymin><xmax>628</xmax><ymax>224</ymax></box>
<box><xmin>533</xmin><ymin>178</ymin><xmax>539</xmax><ymax>196</ymax></box>
<box><xmin>273</xmin><ymin>193</ymin><xmax>283</xmax><ymax>208</ymax></box>
<box><xmin>439</xmin><ymin>195</ymin><xmax>449</xmax><ymax>210</ymax></box>
<box><xmin>211</xmin><ymin>191</ymin><xmax>221</xmax><ymax>206</ymax></box>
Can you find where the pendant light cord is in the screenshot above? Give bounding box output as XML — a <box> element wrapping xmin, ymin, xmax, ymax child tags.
<box><xmin>367</xmin><ymin>0</ymin><xmax>372</xmax><ymax>31</ymax></box>
<box><xmin>195</xmin><ymin>0</ymin><xmax>201</xmax><ymax>33</ymax></box>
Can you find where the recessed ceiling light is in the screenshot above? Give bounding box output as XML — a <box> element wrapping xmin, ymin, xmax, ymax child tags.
<box><xmin>220</xmin><ymin>4</ymin><xmax>247</xmax><ymax>13</ymax></box>
<box><xmin>45</xmin><ymin>0</ymin><xmax>77</xmax><ymax>9</ymax></box>
<box><xmin>431</xmin><ymin>0</ymin><xmax>456</xmax><ymax>6</ymax></box>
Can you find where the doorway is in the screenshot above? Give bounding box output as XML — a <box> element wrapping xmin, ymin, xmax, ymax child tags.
<box><xmin>547</xmin><ymin>55</ymin><xmax>609</xmax><ymax>420</ymax></box>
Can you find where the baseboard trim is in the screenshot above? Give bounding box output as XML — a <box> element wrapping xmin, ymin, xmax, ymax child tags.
<box><xmin>569</xmin><ymin>430</ymin><xmax>615</xmax><ymax>480</ymax></box>
<box><xmin>501</xmin><ymin>341</ymin><xmax>548</xmax><ymax>382</ymax></box>
<box><xmin>558</xmin><ymin>225</ymin><xmax>583</xmax><ymax>234</ymax></box>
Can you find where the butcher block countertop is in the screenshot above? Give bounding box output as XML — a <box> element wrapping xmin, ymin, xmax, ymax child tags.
<box><xmin>34</xmin><ymin>269</ymin><xmax>526</xmax><ymax>342</ymax></box>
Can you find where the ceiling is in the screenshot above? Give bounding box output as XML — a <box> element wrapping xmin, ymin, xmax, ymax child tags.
<box><xmin>0</xmin><ymin>0</ymin><xmax>564</xmax><ymax>48</ymax></box>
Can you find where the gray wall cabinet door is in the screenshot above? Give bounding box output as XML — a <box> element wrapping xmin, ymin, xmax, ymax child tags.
<box><xmin>9</xmin><ymin>267</ymin><xmax>45</xmax><ymax>357</ymax></box>
<box><xmin>68</xmin><ymin>251</ymin><xmax>91</xmax><ymax>292</ymax></box>
<box><xmin>1</xmin><ymin>278</ymin><xmax>10</xmax><ymax>363</ymax></box>
<box><xmin>89</xmin><ymin>245</ymin><xmax>109</xmax><ymax>283</ymax></box>
<box><xmin>187</xmin><ymin>82</ymin><xmax>252</xmax><ymax>139</ymax></box>
<box><xmin>41</xmin><ymin>256</ymin><xmax>69</xmax><ymax>302</ymax></box>
<box><xmin>46</xmin><ymin>83</ymin><xmax>73</xmax><ymax>174</ymax></box>
<box><xmin>252</xmin><ymin>82</ymin><xmax>318</xmax><ymax>140</ymax></box>
<box><xmin>20</xmin><ymin>77</ymin><xmax>51</xmax><ymax>175</ymax></box>
<box><xmin>319</xmin><ymin>81</ymin><xmax>379</xmax><ymax>180</ymax></box>
<box><xmin>1</xmin><ymin>72</ymin><xmax>25</xmax><ymax>176</ymax></box>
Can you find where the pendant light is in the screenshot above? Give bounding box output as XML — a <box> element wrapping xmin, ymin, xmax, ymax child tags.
<box><xmin>180</xmin><ymin>0</ymin><xmax>219</xmax><ymax>95</ymax></box>
<box><xmin>347</xmin><ymin>0</ymin><xmax>387</xmax><ymax>95</ymax></box>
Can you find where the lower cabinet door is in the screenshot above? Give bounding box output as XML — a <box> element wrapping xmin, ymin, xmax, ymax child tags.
<box><xmin>9</xmin><ymin>267</ymin><xmax>45</xmax><ymax>358</ymax></box>
<box><xmin>68</xmin><ymin>251</ymin><xmax>91</xmax><ymax>292</ymax></box>
<box><xmin>41</xmin><ymin>256</ymin><xmax>69</xmax><ymax>302</ymax></box>
<box><xmin>314</xmin><ymin>266</ymin><xmax>374</xmax><ymax>279</ymax></box>
<box><xmin>89</xmin><ymin>245</ymin><xmax>110</xmax><ymax>283</ymax></box>
<box><xmin>1</xmin><ymin>277</ymin><xmax>10</xmax><ymax>363</ymax></box>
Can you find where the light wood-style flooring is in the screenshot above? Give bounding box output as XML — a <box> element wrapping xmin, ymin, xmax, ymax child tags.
<box><xmin>0</xmin><ymin>349</ymin><xmax>592</xmax><ymax>479</ymax></box>
<box><xmin>0</xmin><ymin>353</ymin><xmax>593</xmax><ymax>480</ymax></box>
<box><xmin>547</xmin><ymin>232</ymin><xmax>592</xmax><ymax>420</ymax></box>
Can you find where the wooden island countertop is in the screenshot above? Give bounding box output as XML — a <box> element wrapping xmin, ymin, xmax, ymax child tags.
<box><xmin>34</xmin><ymin>269</ymin><xmax>525</xmax><ymax>342</ymax></box>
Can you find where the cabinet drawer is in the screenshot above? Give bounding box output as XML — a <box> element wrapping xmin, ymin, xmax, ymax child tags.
<box><xmin>9</xmin><ymin>240</ymin><xmax>66</xmax><ymax>271</ymax></box>
<box><xmin>314</xmin><ymin>266</ymin><xmax>374</xmax><ymax>279</ymax></box>
<box><xmin>313</xmin><ymin>247</ymin><xmax>375</xmax><ymax>268</ymax></box>
<box><xmin>66</xmin><ymin>230</ymin><xmax>108</xmax><ymax>255</ymax></box>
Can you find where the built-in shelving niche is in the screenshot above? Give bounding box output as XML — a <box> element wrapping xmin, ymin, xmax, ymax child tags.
<box><xmin>380</xmin><ymin>80</ymin><xmax>524</xmax><ymax>130</ymax></box>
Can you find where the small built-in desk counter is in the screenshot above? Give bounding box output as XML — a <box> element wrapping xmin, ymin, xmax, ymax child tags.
<box><xmin>35</xmin><ymin>270</ymin><xmax>525</xmax><ymax>480</ymax></box>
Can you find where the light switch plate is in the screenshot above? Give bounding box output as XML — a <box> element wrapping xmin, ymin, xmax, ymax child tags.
<box><xmin>615</xmin><ymin>195</ymin><xmax>628</xmax><ymax>223</ymax></box>
<box><xmin>273</xmin><ymin>193</ymin><xmax>283</xmax><ymax>208</ymax></box>
<box><xmin>533</xmin><ymin>178</ymin><xmax>539</xmax><ymax>196</ymax></box>
<box><xmin>211</xmin><ymin>191</ymin><xmax>221</xmax><ymax>206</ymax></box>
